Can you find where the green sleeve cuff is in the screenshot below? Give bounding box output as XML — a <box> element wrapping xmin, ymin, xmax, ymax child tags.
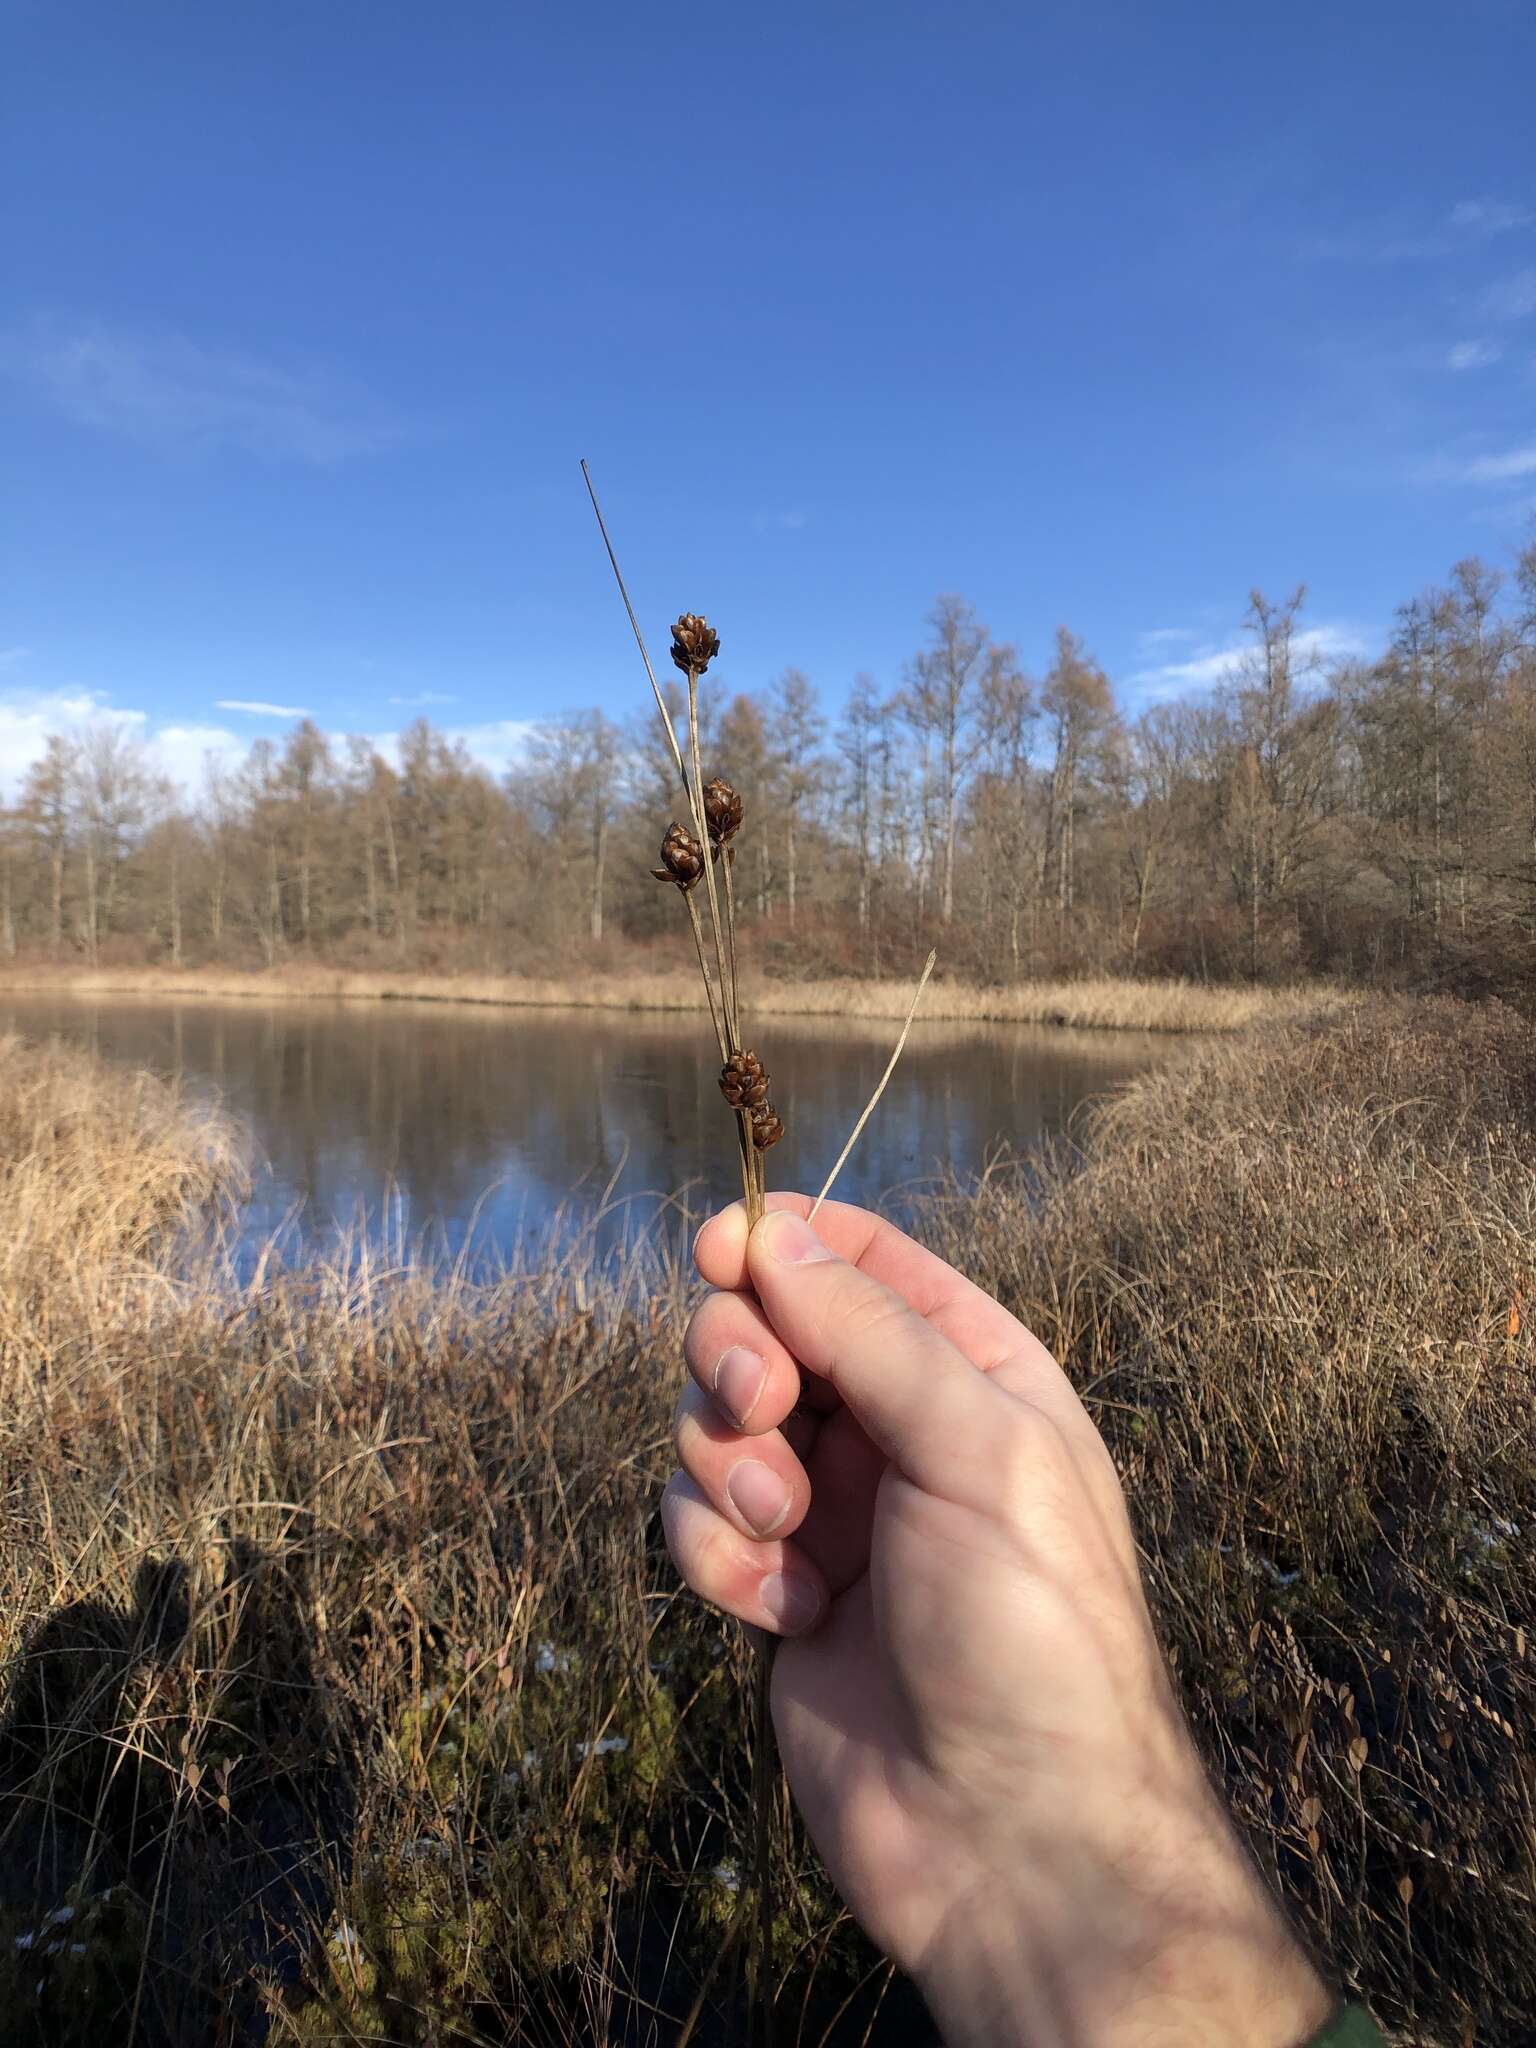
<box><xmin>1307</xmin><ymin>2007</ymin><xmax>1384</xmax><ymax>2048</ymax></box>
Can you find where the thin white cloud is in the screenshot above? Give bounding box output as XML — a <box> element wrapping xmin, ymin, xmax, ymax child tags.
<box><xmin>1302</xmin><ymin>198</ymin><xmax>1533</xmax><ymax>265</ymax></box>
<box><xmin>437</xmin><ymin>718</ymin><xmax>537</xmax><ymax>777</ymax></box>
<box><xmin>215</xmin><ymin>698</ymin><xmax>311</xmax><ymax>718</ymax></box>
<box><xmin>1461</xmin><ymin>442</ymin><xmax>1536</xmax><ymax>483</ymax></box>
<box><xmin>0</xmin><ymin>318</ymin><xmax>405</xmax><ymax>463</ymax></box>
<box><xmin>151</xmin><ymin>722</ymin><xmax>250</xmax><ymax>791</ymax></box>
<box><xmin>1138</xmin><ymin>626</ymin><xmax>1200</xmax><ymax>649</ymax></box>
<box><xmin>1447</xmin><ymin>339</ymin><xmax>1502</xmax><ymax>371</ymax></box>
<box><xmin>1483</xmin><ymin>270</ymin><xmax>1536</xmax><ymax>323</ymax></box>
<box><xmin>387</xmin><ymin>690</ymin><xmax>458</xmax><ymax>707</ymax></box>
<box><xmin>365</xmin><ymin>719</ymin><xmax>537</xmax><ymax>778</ymax></box>
<box><xmin>0</xmin><ymin>647</ymin><xmax>30</xmax><ymax>667</ymax></box>
<box><xmin>1130</xmin><ymin>623</ymin><xmax>1371</xmax><ymax>698</ymax></box>
<box><xmin>1450</xmin><ymin>199</ymin><xmax>1534</xmax><ymax>239</ymax></box>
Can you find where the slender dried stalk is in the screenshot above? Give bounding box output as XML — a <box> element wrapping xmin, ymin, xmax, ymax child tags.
<box><xmin>721</xmin><ymin>851</ymin><xmax>743</xmax><ymax>1051</ymax></box>
<box><xmin>809</xmin><ymin>950</ymin><xmax>937</xmax><ymax>1221</ymax></box>
<box><xmin>688</xmin><ymin>675</ymin><xmax>736</xmax><ymax>1046</ymax></box>
<box><xmin>683</xmin><ymin>893</ymin><xmax>728</xmax><ymax>1064</ymax></box>
<box><xmin>681</xmin><ymin>670</ymin><xmax>762</xmax><ymax>1224</ymax></box>
<box><xmin>581</xmin><ymin>461</ymin><xmax>692</xmax><ymax>803</ymax></box>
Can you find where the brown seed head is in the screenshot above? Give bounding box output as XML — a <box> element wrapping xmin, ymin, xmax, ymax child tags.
<box><xmin>670</xmin><ymin>614</ymin><xmax>720</xmax><ymax>676</ymax></box>
<box><xmin>749</xmin><ymin>1103</ymin><xmax>785</xmax><ymax>1151</ymax></box>
<box><xmin>652</xmin><ymin>821</ymin><xmax>706</xmax><ymax>892</ymax></box>
<box><xmin>720</xmin><ymin>1049</ymin><xmax>770</xmax><ymax>1110</ymax></box>
<box><xmin>702</xmin><ymin>776</ymin><xmax>744</xmax><ymax>848</ymax></box>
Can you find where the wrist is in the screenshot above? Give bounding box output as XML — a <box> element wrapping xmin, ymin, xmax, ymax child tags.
<box><xmin>917</xmin><ymin>1818</ymin><xmax>1332</xmax><ymax>2048</ymax></box>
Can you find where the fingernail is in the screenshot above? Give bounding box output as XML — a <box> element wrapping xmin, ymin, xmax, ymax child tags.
<box><xmin>712</xmin><ymin>1345</ymin><xmax>766</xmax><ymax>1427</ymax></box>
<box><xmin>726</xmin><ymin>1459</ymin><xmax>791</xmax><ymax>1535</ymax></box>
<box><xmin>760</xmin><ymin>1213</ymin><xmax>835</xmax><ymax>1266</ymax></box>
<box><xmin>760</xmin><ymin>1570</ymin><xmax>822</xmax><ymax>1634</ymax></box>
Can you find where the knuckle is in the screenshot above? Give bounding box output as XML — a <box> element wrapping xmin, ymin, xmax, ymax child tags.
<box><xmin>682</xmin><ymin>1294</ymin><xmax>720</xmax><ymax>1367</ymax></box>
<box><xmin>829</xmin><ymin>1275</ymin><xmax>917</xmax><ymax>1356</ymax></box>
<box><xmin>659</xmin><ymin>1471</ymin><xmax>709</xmax><ymax>1557</ymax></box>
<box><xmin>682</xmin><ymin>1288</ymin><xmax>745</xmax><ymax>1378</ymax></box>
<box><xmin>671</xmin><ymin>1380</ymin><xmax>708</xmax><ymax>1455</ymax></box>
<box><xmin>996</xmin><ymin>1399</ymin><xmax>1072</xmax><ymax>1497</ymax></box>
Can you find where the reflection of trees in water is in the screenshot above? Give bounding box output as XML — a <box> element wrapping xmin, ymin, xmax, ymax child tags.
<box><xmin>0</xmin><ymin>1000</ymin><xmax>1168</xmax><ymax>1255</ymax></box>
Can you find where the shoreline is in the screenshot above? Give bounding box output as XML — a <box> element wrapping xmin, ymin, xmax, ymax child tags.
<box><xmin>0</xmin><ymin>964</ymin><xmax>1346</xmax><ymax>1035</ymax></box>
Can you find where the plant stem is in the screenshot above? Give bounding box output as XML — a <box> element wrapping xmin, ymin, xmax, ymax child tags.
<box><xmin>721</xmin><ymin>851</ymin><xmax>744</xmax><ymax>1062</ymax></box>
<box><xmin>684</xmin><ymin>893</ymin><xmax>729</xmax><ymax>1065</ymax></box>
<box><xmin>809</xmin><ymin>950</ymin><xmax>937</xmax><ymax>1221</ymax></box>
<box><xmin>687</xmin><ymin>672</ymin><xmax>737</xmax><ymax>1049</ymax></box>
<box><xmin>581</xmin><ymin>461</ymin><xmax>692</xmax><ymax>799</ymax></box>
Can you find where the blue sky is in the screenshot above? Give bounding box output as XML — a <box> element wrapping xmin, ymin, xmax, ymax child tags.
<box><xmin>3</xmin><ymin>0</ymin><xmax>1534</xmax><ymax>794</ymax></box>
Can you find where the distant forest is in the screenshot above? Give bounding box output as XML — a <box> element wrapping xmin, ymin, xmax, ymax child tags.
<box><xmin>5</xmin><ymin>542</ymin><xmax>1536</xmax><ymax>992</ymax></box>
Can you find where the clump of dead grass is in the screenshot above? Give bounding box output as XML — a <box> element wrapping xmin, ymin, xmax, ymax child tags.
<box><xmin>0</xmin><ymin>1030</ymin><xmax>242</xmax><ymax>1361</ymax></box>
<box><xmin>919</xmin><ymin>997</ymin><xmax>1536</xmax><ymax>2045</ymax></box>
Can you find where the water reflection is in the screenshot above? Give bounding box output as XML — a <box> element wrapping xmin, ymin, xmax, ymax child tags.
<box><xmin>0</xmin><ymin>995</ymin><xmax>1172</xmax><ymax>1264</ymax></box>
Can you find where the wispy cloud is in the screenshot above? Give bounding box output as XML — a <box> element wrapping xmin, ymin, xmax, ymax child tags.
<box><xmin>751</xmin><ymin>509</ymin><xmax>808</xmax><ymax>534</ymax></box>
<box><xmin>1482</xmin><ymin>269</ymin><xmax>1536</xmax><ymax>323</ymax></box>
<box><xmin>215</xmin><ymin>698</ymin><xmax>311</xmax><ymax>718</ymax></box>
<box><xmin>1461</xmin><ymin>442</ymin><xmax>1536</xmax><ymax>483</ymax></box>
<box><xmin>1422</xmin><ymin>434</ymin><xmax>1536</xmax><ymax>485</ymax></box>
<box><xmin>1450</xmin><ymin>199</ymin><xmax>1534</xmax><ymax>240</ymax></box>
<box><xmin>437</xmin><ymin>718</ymin><xmax>537</xmax><ymax>777</ymax></box>
<box><xmin>1130</xmin><ymin>623</ymin><xmax>1371</xmax><ymax>698</ymax></box>
<box><xmin>0</xmin><ymin>319</ymin><xmax>405</xmax><ymax>463</ymax></box>
<box><xmin>1447</xmin><ymin>339</ymin><xmax>1503</xmax><ymax>371</ymax></box>
<box><xmin>0</xmin><ymin>647</ymin><xmax>30</xmax><ymax>667</ymax></box>
<box><xmin>1138</xmin><ymin>626</ymin><xmax>1200</xmax><ymax>649</ymax></box>
<box><xmin>388</xmin><ymin>691</ymin><xmax>458</xmax><ymax>708</ymax></box>
<box><xmin>1302</xmin><ymin>197</ymin><xmax>1533</xmax><ymax>265</ymax></box>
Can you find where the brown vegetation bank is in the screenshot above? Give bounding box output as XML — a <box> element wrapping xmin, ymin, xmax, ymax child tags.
<box><xmin>1</xmin><ymin>961</ymin><xmax>1345</xmax><ymax>1036</ymax></box>
<box><xmin>0</xmin><ymin>1000</ymin><xmax>1529</xmax><ymax>2043</ymax></box>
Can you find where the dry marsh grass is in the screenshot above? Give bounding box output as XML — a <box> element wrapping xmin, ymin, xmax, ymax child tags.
<box><xmin>2</xmin><ymin>962</ymin><xmax>1348</xmax><ymax>1035</ymax></box>
<box><xmin>0</xmin><ymin>1030</ymin><xmax>242</xmax><ymax>1356</ymax></box>
<box><xmin>0</xmin><ymin>1002</ymin><xmax>1529</xmax><ymax>2042</ymax></box>
<box><xmin>924</xmin><ymin>998</ymin><xmax>1536</xmax><ymax>2044</ymax></box>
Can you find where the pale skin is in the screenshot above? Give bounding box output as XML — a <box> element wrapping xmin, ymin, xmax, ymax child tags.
<box><xmin>662</xmin><ymin>1194</ymin><xmax>1336</xmax><ymax>2048</ymax></box>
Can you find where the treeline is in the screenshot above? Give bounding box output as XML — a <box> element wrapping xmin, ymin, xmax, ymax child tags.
<box><xmin>4</xmin><ymin>544</ymin><xmax>1536</xmax><ymax>990</ymax></box>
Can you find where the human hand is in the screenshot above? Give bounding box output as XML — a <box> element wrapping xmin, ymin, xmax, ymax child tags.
<box><xmin>662</xmin><ymin>1195</ymin><xmax>1333</xmax><ymax>2048</ymax></box>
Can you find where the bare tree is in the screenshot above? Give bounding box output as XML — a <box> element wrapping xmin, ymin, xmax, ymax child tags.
<box><xmin>902</xmin><ymin>596</ymin><xmax>1002</xmax><ymax>925</ymax></box>
<box><xmin>70</xmin><ymin>724</ymin><xmax>154</xmax><ymax>963</ymax></box>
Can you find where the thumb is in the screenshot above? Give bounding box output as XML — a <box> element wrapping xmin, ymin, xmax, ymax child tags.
<box><xmin>746</xmin><ymin>1208</ymin><xmax>1007</xmax><ymax>1504</ymax></box>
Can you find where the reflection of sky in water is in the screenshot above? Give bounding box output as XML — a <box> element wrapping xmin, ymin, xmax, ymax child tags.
<box><xmin>0</xmin><ymin>996</ymin><xmax>1174</xmax><ymax>1268</ymax></box>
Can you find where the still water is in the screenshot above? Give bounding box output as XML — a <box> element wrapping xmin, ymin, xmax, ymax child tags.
<box><xmin>0</xmin><ymin>994</ymin><xmax>1172</xmax><ymax>1265</ymax></box>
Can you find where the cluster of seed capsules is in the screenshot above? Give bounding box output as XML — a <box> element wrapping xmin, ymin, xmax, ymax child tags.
<box><xmin>651</xmin><ymin>613</ymin><xmax>783</xmax><ymax>1153</ymax></box>
<box><xmin>719</xmin><ymin>1048</ymin><xmax>784</xmax><ymax>1152</ymax></box>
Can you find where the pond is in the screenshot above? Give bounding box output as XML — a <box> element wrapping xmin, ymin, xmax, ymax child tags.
<box><xmin>0</xmin><ymin>993</ymin><xmax>1175</xmax><ymax>1267</ymax></box>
